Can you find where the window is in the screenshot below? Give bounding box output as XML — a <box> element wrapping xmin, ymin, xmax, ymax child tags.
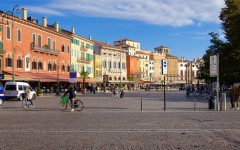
<box><xmin>5</xmin><ymin>54</ymin><xmax>12</xmax><ymax>67</ymax></box>
<box><xmin>17</xmin><ymin>56</ymin><xmax>22</xmax><ymax>68</ymax></box>
<box><xmin>38</xmin><ymin>59</ymin><xmax>42</xmax><ymax>70</ymax></box>
<box><xmin>48</xmin><ymin>61</ymin><xmax>52</xmax><ymax>71</ymax></box>
<box><xmin>17</xmin><ymin>29</ymin><xmax>21</xmax><ymax>42</ymax></box>
<box><xmin>113</xmin><ymin>62</ymin><xmax>116</xmax><ymax>68</ymax></box>
<box><xmin>118</xmin><ymin>62</ymin><xmax>121</xmax><ymax>69</ymax></box>
<box><xmin>108</xmin><ymin>61</ymin><xmax>111</xmax><ymax>68</ymax></box>
<box><xmin>38</xmin><ymin>35</ymin><xmax>42</xmax><ymax>47</ymax></box>
<box><xmin>7</xmin><ymin>26</ymin><xmax>10</xmax><ymax>39</ymax></box>
<box><xmin>67</xmin><ymin>64</ymin><xmax>70</xmax><ymax>72</ymax></box>
<box><xmin>32</xmin><ymin>34</ymin><xmax>36</xmax><ymax>43</ymax></box>
<box><xmin>53</xmin><ymin>62</ymin><xmax>56</xmax><ymax>71</ymax></box>
<box><xmin>61</xmin><ymin>63</ymin><xmax>65</xmax><ymax>72</ymax></box>
<box><xmin>52</xmin><ymin>41</ymin><xmax>55</xmax><ymax>50</ymax></box>
<box><xmin>122</xmin><ymin>63</ymin><xmax>125</xmax><ymax>69</ymax></box>
<box><xmin>62</xmin><ymin>44</ymin><xmax>65</xmax><ymax>52</ymax></box>
<box><xmin>103</xmin><ymin>61</ymin><xmax>107</xmax><ymax>68</ymax></box>
<box><xmin>48</xmin><ymin>38</ymin><xmax>51</xmax><ymax>49</ymax></box>
<box><xmin>32</xmin><ymin>58</ymin><xmax>37</xmax><ymax>69</ymax></box>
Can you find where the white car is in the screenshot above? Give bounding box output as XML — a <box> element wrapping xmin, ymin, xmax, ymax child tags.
<box><xmin>4</xmin><ymin>82</ymin><xmax>36</xmax><ymax>101</ymax></box>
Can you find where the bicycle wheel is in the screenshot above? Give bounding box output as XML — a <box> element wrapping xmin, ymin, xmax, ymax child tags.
<box><xmin>74</xmin><ymin>100</ymin><xmax>84</xmax><ymax>111</ymax></box>
<box><xmin>22</xmin><ymin>98</ymin><xmax>28</xmax><ymax>109</ymax></box>
<box><xmin>0</xmin><ymin>98</ymin><xmax>3</xmax><ymax>106</ymax></box>
<box><xmin>59</xmin><ymin>102</ymin><xmax>67</xmax><ymax>111</ymax></box>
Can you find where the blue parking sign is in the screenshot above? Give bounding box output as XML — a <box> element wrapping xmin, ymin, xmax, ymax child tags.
<box><xmin>162</xmin><ymin>60</ymin><xmax>168</xmax><ymax>75</ymax></box>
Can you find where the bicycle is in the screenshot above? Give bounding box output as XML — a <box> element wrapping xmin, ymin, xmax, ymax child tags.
<box><xmin>22</xmin><ymin>93</ymin><xmax>34</xmax><ymax>109</ymax></box>
<box><xmin>111</xmin><ymin>93</ymin><xmax>120</xmax><ymax>100</ymax></box>
<box><xmin>59</xmin><ymin>96</ymin><xmax>84</xmax><ymax>111</ymax></box>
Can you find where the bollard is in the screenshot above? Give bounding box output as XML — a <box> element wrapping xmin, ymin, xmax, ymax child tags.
<box><xmin>141</xmin><ymin>98</ymin><xmax>142</xmax><ymax>111</ymax></box>
<box><xmin>221</xmin><ymin>93</ymin><xmax>226</xmax><ymax>111</ymax></box>
<box><xmin>194</xmin><ymin>98</ymin><xmax>196</xmax><ymax>111</ymax></box>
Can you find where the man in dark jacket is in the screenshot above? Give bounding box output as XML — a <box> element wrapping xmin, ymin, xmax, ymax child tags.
<box><xmin>64</xmin><ymin>84</ymin><xmax>76</xmax><ymax>111</ymax></box>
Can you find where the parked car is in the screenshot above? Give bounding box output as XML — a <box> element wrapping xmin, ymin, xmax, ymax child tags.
<box><xmin>4</xmin><ymin>82</ymin><xmax>36</xmax><ymax>101</ymax></box>
<box><xmin>0</xmin><ymin>84</ymin><xmax>5</xmax><ymax>106</ymax></box>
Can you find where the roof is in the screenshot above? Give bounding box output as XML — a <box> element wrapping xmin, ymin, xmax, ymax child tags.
<box><xmin>114</xmin><ymin>38</ymin><xmax>139</xmax><ymax>43</ymax></box>
<box><xmin>93</xmin><ymin>40</ymin><xmax>119</xmax><ymax>49</ymax></box>
<box><xmin>155</xmin><ymin>45</ymin><xmax>169</xmax><ymax>49</ymax></box>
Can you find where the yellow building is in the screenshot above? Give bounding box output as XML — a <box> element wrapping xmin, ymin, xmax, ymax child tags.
<box><xmin>70</xmin><ymin>29</ymin><xmax>94</xmax><ymax>78</ymax></box>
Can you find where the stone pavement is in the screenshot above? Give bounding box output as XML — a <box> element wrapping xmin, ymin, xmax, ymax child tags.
<box><xmin>0</xmin><ymin>90</ymin><xmax>239</xmax><ymax>150</ymax></box>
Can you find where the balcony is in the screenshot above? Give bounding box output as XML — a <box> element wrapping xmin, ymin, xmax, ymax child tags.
<box><xmin>30</xmin><ymin>43</ymin><xmax>60</xmax><ymax>56</ymax></box>
<box><xmin>80</xmin><ymin>46</ymin><xmax>88</xmax><ymax>51</ymax></box>
<box><xmin>77</xmin><ymin>57</ymin><xmax>91</xmax><ymax>64</ymax></box>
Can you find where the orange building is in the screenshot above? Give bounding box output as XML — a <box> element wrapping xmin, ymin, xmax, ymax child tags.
<box><xmin>0</xmin><ymin>8</ymin><xmax>71</xmax><ymax>89</ymax></box>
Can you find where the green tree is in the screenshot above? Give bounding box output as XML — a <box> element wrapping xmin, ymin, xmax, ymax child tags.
<box><xmin>198</xmin><ymin>33</ymin><xmax>225</xmax><ymax>83</ymax></box>
<box><xmin>80</xmin><ymin>70</ymin><xmax>89</xmax><ymax>94</ymax></box>
<box><xmin>219</xmin><ymin>0</ymin><xmax>240</xmax><ymax>84</ymax></box>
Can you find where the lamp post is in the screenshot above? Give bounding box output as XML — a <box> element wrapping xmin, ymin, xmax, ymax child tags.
<box><xmin>119</xmin><ymin>46</ymin><xmax>122</xmax><ymax>87</ymax></box>
<box><xmin>4</xmin><ymin>5</ymin><xmax>21</xmax><ymax>81</ymax></box>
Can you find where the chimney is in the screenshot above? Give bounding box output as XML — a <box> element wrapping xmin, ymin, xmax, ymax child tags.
<box><xmin>54</xmin><ymin>22</ymin><xmax>59</xmax><ymax>32</ymax></box>
<box><xmin>42</xmin><ymin>17</ymin><xmax>47</xmax><ymax>27</ymax></box>
<box><xmin>89</xmin><ymin>35</ymin><xmax>92</xmax><ymax>40</ymax></box>
<box><xmin>72</xmin><ymin>27</ymin><xmax>75</xmax><ymax>33</ymax></box>
<box><xmin>22</xmin><ymin>8</ymin><xmax>27</xmax><ymax>20</ymax></box>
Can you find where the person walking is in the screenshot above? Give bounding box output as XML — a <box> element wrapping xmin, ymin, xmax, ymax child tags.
<box><xmin>63</xmin><ymin>84</ymin><xmax>76</xmax><ymax>112</ymax></box>
<box><xmin>232</xmin><ymin>84</ymin><xmax>240</xmax><ymax>109</ymax></box>
<box><xmin>229</xmin><ymin>85</ymin><xmax>234</xmax><ymax>109</ymax></box>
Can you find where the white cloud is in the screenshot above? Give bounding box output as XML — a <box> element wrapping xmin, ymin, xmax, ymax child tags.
<box><xmin>33</xmin><ymin>0</ymin><xmax>225</xmax><ymax>27</ymax></box>
<box><xmin>26</xmin><ymin>6</ymin><xmax>65</xmax><ymax>16</ymax></box>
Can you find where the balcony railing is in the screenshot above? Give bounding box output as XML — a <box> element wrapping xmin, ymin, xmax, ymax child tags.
<box><xmin>77</xmin><ymin>57</ymin><xmax>91</xmax><ymax>64</ymax></box>
<box><xmin>80</xmin><ymin>46</ymin><xmax>88</xmax><ymax>51</ymax></box>
<box><xmin>30</xmin><ymin>43</ymin><xmax>60</xmax><ymax>56</ymax></box>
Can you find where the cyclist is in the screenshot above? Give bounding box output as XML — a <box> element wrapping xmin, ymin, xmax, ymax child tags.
<box><xmin>113</xmin><ymin>86</ymin><xmax>119</xmax><ymax>96</ymax></box>
<box><xmin>64</xmin><ymin>84</ymin><xmax>76</xmax><ymax>112</ymax></box>
<box><xmin>119</xmin><ymin>87</ymin><xmax>124</xmax><ymax>98</ymax></box>
<box><xmin>24</xmin><ymin>86</ymin><xmax>34</xmax><ymax>107</ymax></box>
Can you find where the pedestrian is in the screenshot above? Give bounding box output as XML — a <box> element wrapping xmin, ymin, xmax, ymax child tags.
<box><xmin>63</xmin><ymin>84</ymin><xmax>76</xmax><ymax>112</ymax></box>
<box><xmin>232</xmin><ymin>84</ymin><xmax>240</xmax><ymax>109</ymax></box>
<box><xmin>229</xmin><ymin>85</ymin><xmax>234</xmax><ymax>109</ymax></box>
<box><xmin>24</xmin><ymin>86</ymin><xmax>33</xmax><ymax>106</ymax></box>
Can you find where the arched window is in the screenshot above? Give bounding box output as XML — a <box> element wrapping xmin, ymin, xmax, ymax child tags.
<box><xmin>53</xmin><ymin>61</ymin><xmax>56</xmax><ymax>71</ymax></box>
<box><xmin>62</xmin><ymin>44</ymin><xmax>65</xmax><ymax>52</ymax></box>
<box><xmin>48</xmin><ymin>60</ymin><xmax>52</xmax><ymax>71</ymax></box>
<box><xmin>38</xmin><ymin>59</ymin><xmax>42</xmax><ymax>70</ymax></box>
<box><xmin>114</xmin><ymin>77</ymin><xmax>117</xmax><ymax>80</ymax></box>
<box><xmin>48</xmin><ymin>38</ymin><xmax>51</xmax><ymax>49</ymax></box>
<box><xmin>109</xmin><ymin>77</ymin><xmax>112</xmax><ymax>81</ymax></box>
<box><xmin>17</xmin><ymin>55</ymin><xmax>22</xmax><ymax>68</ymax></box>
<box><xmin>32</xmin><ymin>33</ymin><xmax>36</xmax><ymax>43</ymax></box>
<box><xmin>38</xmin><ymin>35</ymin><xmax>42</xmax><ymax>47</ymax></box>
<box><xmin>32</xmin><ymin>58</ymin><xmax>37</xmax><ymax>69</ymax></box>
<box><xmin>123</xmin><ymin>77</ymin><xmax>126</xmax><ymax>81</ymax></box>
<box><xmin>5</xmin><ymin>54</ymin><xmax>12</xmax><ymax>67</ymax></box>
<box><xmin>17</xmin><ymin>29</ymin><xmax>21</xmax><ymax>41</ymax></box>
<box><xmin>6</xmin><ymin>26</ymin><xmax>10</xmax><ymax>39</ymax></box>
<box><xmin>61</xmin><ymin>63</ymin><xmax>65</xmax><ymax>72</ymax></box>
<box><xmin>118</xmin><ymin>77</ymin><xmax>121</xmax><ymax>80</ymax></box>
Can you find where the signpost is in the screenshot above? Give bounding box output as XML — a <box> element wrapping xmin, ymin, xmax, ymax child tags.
<box><xmin>162</xmin><ymin>60</ymin><xmax>168</xmax><ymax>111</ymax></box>
<box><xmin>210</xmin><ymin>55</ymin><xmax>219</xmax><ymax>110</ymax></box>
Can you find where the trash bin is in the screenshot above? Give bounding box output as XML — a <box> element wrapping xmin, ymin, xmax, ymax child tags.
<box><xmin>209</xmin><ymin>96</ymin><xmax>216</xmax><ymax>109</ymax></box>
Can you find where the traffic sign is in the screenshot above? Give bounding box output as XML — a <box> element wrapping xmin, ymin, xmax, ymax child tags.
<box><xmin>162</xmin><ymin>60</ymin><xmax>168</xmax><ymax>75</ymax></box>
<box><xmin>69</xmin><ymin>71</ymin><xmax>77</xmax><ymax>83</ymax></box>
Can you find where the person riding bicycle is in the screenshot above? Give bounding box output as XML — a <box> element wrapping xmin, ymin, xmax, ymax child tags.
<box><xmin>119</xmin><ymin>87</ymin><xmax>124</xmax><ymax>98</ymax></box>
<box><xmin>63</xmin><ymin>84</ymin><xmax>76</xmax><ymax>112</ymax></box>
<box><xmin>24</xmin><ymin>86</ymin><xmax>33</xmax><ymax>106</ymax></box>
<box><xmin>113</xmin><ymin>86</ymin><xmax>119</xmax><ymax>96</ymax></box>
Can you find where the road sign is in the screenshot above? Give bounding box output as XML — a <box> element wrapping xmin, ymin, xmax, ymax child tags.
<box><xmin>69</xmin><ymin>71</ymin><xmax>77</xmax><ymax>83</ymax></box>
<box><xmin>210</xmin><ymin>55</ymin><xmax>218</xmax><ymax>77</ymax></box>
<box><xmin>162</xmin><ymin>60</ymin><xmax>168</xmax><ymax>75</ymax></box>
<box><xmin>0</xmin><ymin>74</ymin><xmax>4</xmax><ymax>79</ymax></box>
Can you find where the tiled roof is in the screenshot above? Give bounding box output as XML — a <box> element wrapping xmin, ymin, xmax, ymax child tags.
<box><xmin>114</xmin><ymin>38</ymin><xmax>139</xmax><ymax>43</ymax></box>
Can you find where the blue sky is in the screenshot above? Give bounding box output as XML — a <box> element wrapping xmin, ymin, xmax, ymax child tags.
<box><xmin>1</xmin><ymin>0</ymin><xmax>225</xmax><ymax>60</ymax></box>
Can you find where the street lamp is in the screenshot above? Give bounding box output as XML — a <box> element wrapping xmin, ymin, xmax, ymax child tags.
<box><xmin>4</xmin><ymin>5</ymin><xmax>22</xmax><ymax>81</ymax></box>
<box><xmin>119</xmin><ymin>46</ymin><xmax>122</xmax><ymax>87</ymax></box>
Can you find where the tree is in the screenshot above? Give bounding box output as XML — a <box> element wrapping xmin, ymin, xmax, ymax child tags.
<box><xmin>197</xmin><ymin>33</ymin><xmax>225</xmax><ymax>83</ymax></box>
<box><xmin>219</xmin><ymin>0</ymin><xmax>240</xmax><ymax>84</ymax></box>
<box><xmin>80</xmin><ymin>70</ymin><xmax>89</xmax><ymax>94</ymax></box>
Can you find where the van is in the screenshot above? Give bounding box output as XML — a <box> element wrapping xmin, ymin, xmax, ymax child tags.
<box><xmin>4</xmin><ymin>82</ymin><xmax>36</xmax><ymax>101</ymax></box>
